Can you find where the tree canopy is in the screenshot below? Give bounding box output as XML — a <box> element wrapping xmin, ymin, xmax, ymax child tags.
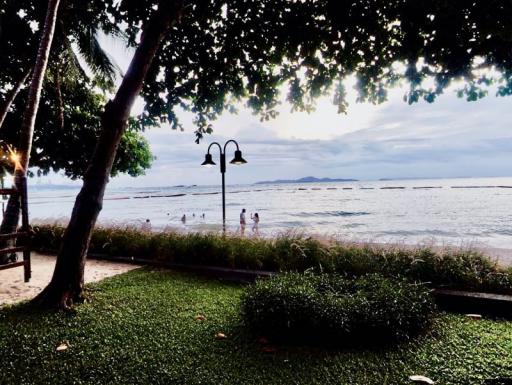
<box><xmin>0</xmin><ymin>0</ymin><xmax>153</xmax><ymax>179</ymax></box>
<box><xmin>4</xmin><ymin>1</ymin><xmax>511</xmax><ymax>163</ymax></box>
<box><xmin>96</xmin><ymin>0</ymin><xmax>512</xmax><ymax>141</ymax></box>
<box><xmin>0</xmin><ymin>0</ymin><xmax>119</xmax><ymax>89</ymax></box>
<box><xmin>1</xmin><ymin>79</ymin><xmax>152</xmax><ymax>179</ymax></box>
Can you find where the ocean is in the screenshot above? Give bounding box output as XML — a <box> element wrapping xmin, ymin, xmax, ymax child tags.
<box><xmin>5</xmin><ymin>176</ymin><xmax>512</xmax><ymax>249</ymax></box>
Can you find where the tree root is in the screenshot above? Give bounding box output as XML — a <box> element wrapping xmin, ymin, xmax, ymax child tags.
<box><xmin>31</xmin><ymin>282</ymin><xmax>84</xmax><ymax>310</ymax></box>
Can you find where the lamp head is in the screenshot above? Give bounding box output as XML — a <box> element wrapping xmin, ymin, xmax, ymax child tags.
<box><xmin>230</xmin><ymin>150</ymin><xmax>247</xmax><ymax>165</ymax></box>
<box><xmin>201</xmin><ymin>153</ymin><xmax>216</xmax><ymax>167</ymax></box>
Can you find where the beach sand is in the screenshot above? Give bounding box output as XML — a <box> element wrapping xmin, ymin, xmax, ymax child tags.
<box><xmin>0</xmin><ymin>253</ymin><xmax>140</xmax><ymax>306</ymax></box>
<box><xmin>479</xmin><ymin>246</ymin><xmax>512</xmax><ymax>267</ymax></box>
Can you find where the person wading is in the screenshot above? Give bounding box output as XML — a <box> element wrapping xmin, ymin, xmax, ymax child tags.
<box><xmin>240</xmin><ymin>208</ymin><xmax>246</xmax><ymax>235</ymax></box>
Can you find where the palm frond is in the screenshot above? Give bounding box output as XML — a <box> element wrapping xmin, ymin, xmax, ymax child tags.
<box><xmin>75</xmin><ymin>27</ymin><xmax>122</xmax><ymax>87</ymax></box>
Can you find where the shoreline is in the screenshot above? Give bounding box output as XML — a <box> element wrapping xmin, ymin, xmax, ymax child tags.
<box><xmin>32</xmin><ymin>218</ymin><xmax>512</xmax><ymax>250</ymax></box>
<box><xmin>29</xmin><ymin>219</ymin><xmax>512</xmax><ymax>267</ymax></box>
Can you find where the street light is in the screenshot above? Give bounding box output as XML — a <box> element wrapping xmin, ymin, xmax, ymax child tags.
<box><xmin>201</xmin><ymin>139</ymin><xmax>247</xmax><ymax>231</ymax></box>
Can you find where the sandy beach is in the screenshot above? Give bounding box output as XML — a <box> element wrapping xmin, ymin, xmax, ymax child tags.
<box><xmin>0</xmin><ymin>253</ymin><xmax>140</xmax><ymax>307</ymax></box>
<box><xmin>473</xmin><ymin>246</ymin><xmax>512</xmax><ymax>267</ymax></box>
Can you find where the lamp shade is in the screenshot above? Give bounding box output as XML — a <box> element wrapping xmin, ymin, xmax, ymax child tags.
<box><xmin>230</xmin><ymin>150</ymin><xmax>247</xmax><ymax>165</ymax></box>
<box><xmin>201</xmin><ymin>153</ymin><xmax>216</xmax><ymax>166</ymax></box>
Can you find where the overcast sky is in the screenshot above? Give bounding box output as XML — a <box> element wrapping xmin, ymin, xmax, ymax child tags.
<box><xmin>38</xmin><ymin>36</ymin><xmax>512</xmax><ymax>187</ymax></box>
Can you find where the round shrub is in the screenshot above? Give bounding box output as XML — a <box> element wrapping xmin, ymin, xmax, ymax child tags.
<box><xmin>241</xmin><ymin>273</ymin><xmax>436</xmax><ymax>346</ymax></box>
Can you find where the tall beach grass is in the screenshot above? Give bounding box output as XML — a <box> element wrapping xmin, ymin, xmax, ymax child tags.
<box><xmin>31</xmin><ymin>224</ymin><xmax>512</xmax><ymax>294</ymax></box>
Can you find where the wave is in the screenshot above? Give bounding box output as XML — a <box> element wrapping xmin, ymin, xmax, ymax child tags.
<box><xmin>379</xmin><ymin>229</ymin><xmax>461</xmax><ymax>237</ymax></box>
<box><xmin>292</xmin><ymin>211</ymin><xmax>370</xmax><ymax>217</ymax></box>
<box><xmin>275</xmin><ymin>221</ymin><xmax>306</xmax><ymax>227</ymax></box>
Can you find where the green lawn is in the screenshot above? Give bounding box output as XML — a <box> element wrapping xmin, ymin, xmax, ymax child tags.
<box><xmin>1</xmin><ymin>268</ymin><xmax>511</xmax><ymax>385</ymax></box>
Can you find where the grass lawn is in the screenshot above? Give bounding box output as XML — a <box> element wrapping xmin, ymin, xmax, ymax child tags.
<box><xmin>1</xmin><ymin>268</ymin><xmax>511</xmax><ymax>385</ymax></box>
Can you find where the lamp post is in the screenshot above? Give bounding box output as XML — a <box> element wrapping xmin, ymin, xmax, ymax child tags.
<box><xmin>201</xmin><ymin>139</ymin><xmax>247</xmax><ymax>232</ymax></box>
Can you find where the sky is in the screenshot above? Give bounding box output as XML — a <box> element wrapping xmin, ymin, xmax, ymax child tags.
<box><xmin>36</xmin><ymin>35</ymin><xmax>512</xmax><ymax>188</ymax></box>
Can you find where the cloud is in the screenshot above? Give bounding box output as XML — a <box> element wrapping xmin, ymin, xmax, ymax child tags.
<box><xmin>37</xmin><ymin>70</ymin><xmax>512</xmax><ymax>187</ymax></box>
<box><xmin>102</xmin><ymin>85</ymin><xmax>512</xmax><ymax>187</ymax></box>
<box><xmin>81</xmin><ymin>31</ymin><xmax>512</xmax><ymax>187</ymax></box>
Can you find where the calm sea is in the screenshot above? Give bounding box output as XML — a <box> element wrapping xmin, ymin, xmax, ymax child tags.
<box><xmin>5</xmin><ymin>177</ymin><xmax>512</xmax><ymax>249</ymax></box>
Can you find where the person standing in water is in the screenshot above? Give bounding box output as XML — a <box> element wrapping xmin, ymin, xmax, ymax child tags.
<box><xmin>251</xmin><ymin>212</ymin><xmax>260</xmax><ymax>235</ymax></box>
<box><xmin>142</xmin><ymin>219</ymin><xmax>152</xmax><ymax>232</ymax></box>
<box><xmin>181</xmin><ymin>214</ymin><xmax>186</xmax><ymax>224</ymax></box>
<box><xmin>240</xmin><ymin>208</ymin><xmax>247</xmax><ymax>235</ymax></box>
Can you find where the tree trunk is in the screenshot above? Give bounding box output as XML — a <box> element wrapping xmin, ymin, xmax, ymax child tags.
<box><xmin>17</xmin><ymin>0</ymin><xmax>60</xmax><ymax>172</ymax></box>
<box><xmin>0</xmin><ymin>68</ymin><xmax>32</xmax><ymax>131</ymax></box>
<box><xmin>33</xmin><ymin>1</ymin><xmax>184</xmax><ymax>309</ymax></box>
<box><xmin>0</xmin><ymin>0</ymin><xmax>60</xmax><ymax>263</ymax></box>
<box><xmin>55</xmin><ymin>69</ymin><xmax>65</xmax><ymax>130</ymax></box>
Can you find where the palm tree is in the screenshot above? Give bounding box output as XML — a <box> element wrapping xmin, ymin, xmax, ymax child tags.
<box><xmin>0</xmin><ymin>0</ymin><xmax>61</xmax><ymax>264</ymax></box>
<box><xmin>0</xmin><ymin>69</ymin><xmax>32</xmax><ymax>131</ymax></box>
<box><xmin>0</xmin><ymin>3</ymin><xmax>122</xmax><ymax>133</ymax></box>
<box><xmin>0</xmin><ymin>1</ymin><xmax>124</xmax><ymax>264</ymax></box>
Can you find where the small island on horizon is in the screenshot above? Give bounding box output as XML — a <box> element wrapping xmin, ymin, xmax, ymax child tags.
<box><xmin>255</xmin><ymin>176</ymin><xmax>359</xmax><ymax>185</ymax></box>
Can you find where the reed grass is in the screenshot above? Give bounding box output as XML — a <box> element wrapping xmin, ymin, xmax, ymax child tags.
<box><xmin>31</xmin><ymin>224</ymin><xmax>512</xmax><ymax>294</ymax></box>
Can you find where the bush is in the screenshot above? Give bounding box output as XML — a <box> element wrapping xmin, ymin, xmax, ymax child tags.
<box><xmin>241</xmin><ymin>273</ymin><xmax>436</xmax><ymax>346</ymax></box>
<box><xmin>30</xmin><ymin>224</ymin><xmax>512</xmax><ymax>294</ymax></box>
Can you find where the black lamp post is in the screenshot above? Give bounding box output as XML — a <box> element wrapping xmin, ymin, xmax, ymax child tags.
<box><xmin>201</xmin><ymin>139</ymin><xmax>247</xmax><ymax>231</ymax></box>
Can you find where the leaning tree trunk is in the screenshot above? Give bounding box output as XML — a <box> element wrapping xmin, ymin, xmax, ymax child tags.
<box><xmin>0</xmin><ymin>68</ymin><xmax>32</xmax><ymax>131</ymax></box>
<box><xmin>0</xmin><ymin>0</ymin><xmax>60</xmax><ymax>263</ymax></box>
<box><xmin>0</xmin><ymin>68</ymin><xmax>30</xmax><ymax>264</ymax></box>
<box><xmin>54</xmin><ymin>68</ymin><xmax>65</xmax><ymax>130</ymax></box>
<box><xmin>33</xmin><ymin>1</ymin><xmax>184</xmax><ymax>309</ymax></box>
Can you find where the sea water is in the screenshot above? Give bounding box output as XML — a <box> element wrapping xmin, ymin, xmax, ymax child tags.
<box><xmin>5</xmin><ymin>176</ymin><xmax>512</xmax><ymax>249</ymax></box>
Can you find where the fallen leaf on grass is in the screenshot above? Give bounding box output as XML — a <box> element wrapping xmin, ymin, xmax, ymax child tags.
<box><xmin>409</xmin><ymin>375</ymin><xmax>435</xmax><ymax>384</ymax></box>
<box><xmin>56</xmin><ymin>342</ymin><xmax>69</xmax><ymax>352</ymax></box>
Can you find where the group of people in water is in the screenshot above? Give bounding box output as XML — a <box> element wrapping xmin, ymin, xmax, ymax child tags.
<box><xmin>180</xmin><ymin>213</ymin><xmax>205</xmax><ymax>224</ymax></box>
<box><xmin>141</xmin><ymin>209</ymin><xmax>260</xmax><ymax>235</ymax></box>
<box><xmin>239</xmin><ymin>208</ymin><xmax>259</xmax><ymax>235</ymax></box>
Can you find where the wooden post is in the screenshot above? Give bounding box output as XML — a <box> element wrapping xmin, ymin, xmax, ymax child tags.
<box><xmin>19</xmin><ymin>176</ymin><xmax>31</xmax><ymax>282</ymax></box>
<box><xmin>0</xmin><ymin>178</ymin><xmax>31</xmax><ymax>281</ymax></box>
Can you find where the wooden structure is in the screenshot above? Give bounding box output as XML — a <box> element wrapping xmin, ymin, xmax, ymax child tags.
<box><xmin>0</xmin><ymin>176</ymin><xmax>31</xmax><ymax>282</ymax></box>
